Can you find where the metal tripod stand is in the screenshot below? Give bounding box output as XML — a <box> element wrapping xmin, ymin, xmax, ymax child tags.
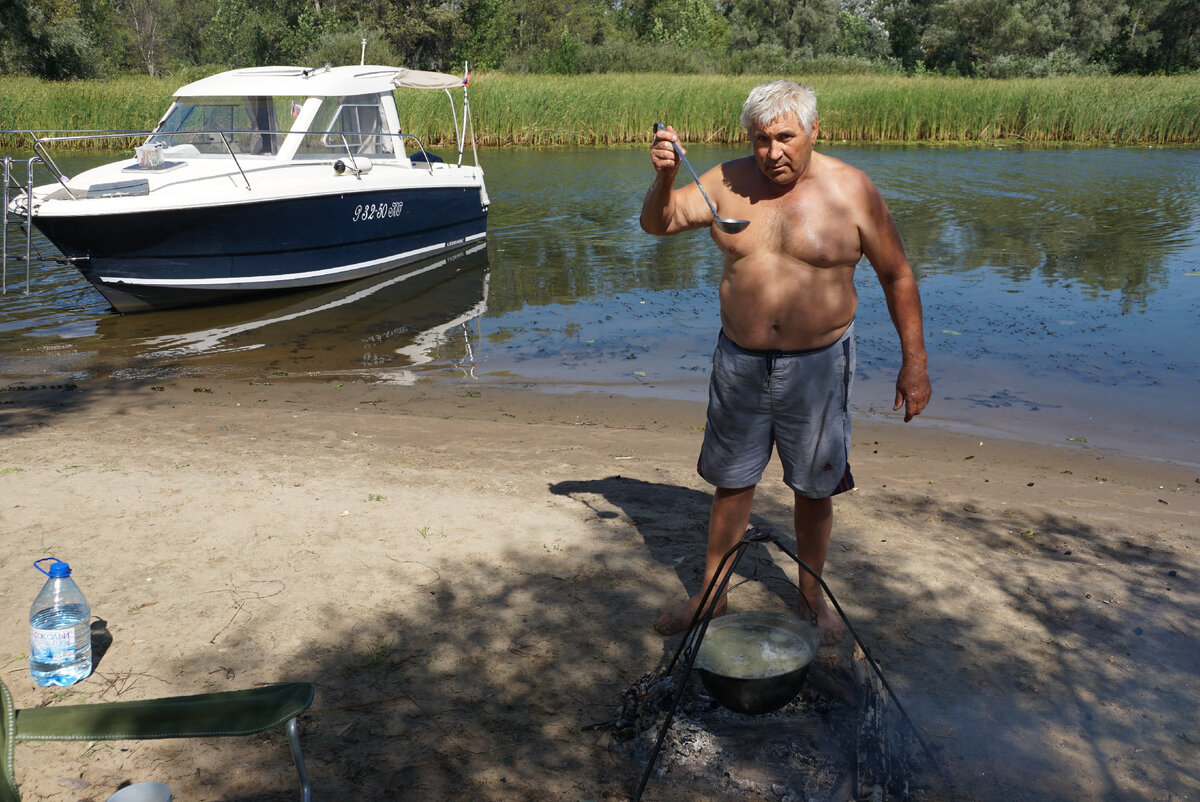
<box><xmin>632</xmin><ymin>526</ymin><xmax>942</xmax><ymax>801</ymax></box>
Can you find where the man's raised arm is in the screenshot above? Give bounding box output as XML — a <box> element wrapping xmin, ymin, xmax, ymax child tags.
<box><xmin>640</xmin><ymin>124</ymin><xmax>713</xmax><ymax>236</ymax></box>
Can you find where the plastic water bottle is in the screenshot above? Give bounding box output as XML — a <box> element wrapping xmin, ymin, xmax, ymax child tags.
<box><xmin>29</xmin><ymin>557</ymin><xmax>92</xmax><ymax>687</ymax></box>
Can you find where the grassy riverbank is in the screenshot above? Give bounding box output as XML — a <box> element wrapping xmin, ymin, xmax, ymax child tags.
<box><xmin>3</xmin><ymin>72</ymin><xmax>1198</xmax><ymax>148</ymax></box>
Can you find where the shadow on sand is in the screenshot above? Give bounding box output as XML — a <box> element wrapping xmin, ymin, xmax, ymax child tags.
<box><xmin>11</xmin><ymin>439</ymin><xmax>1199</xmax><ymax>801</ymax></box>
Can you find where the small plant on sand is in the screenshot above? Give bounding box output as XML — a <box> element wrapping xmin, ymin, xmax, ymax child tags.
<box><xmin>1</xmin><ymin>653</ymin><xmax>28</xmax><ymax>671</ymax></box>
<box><xmin>368</xmin><ymin>640</ymin><xmax>396</xmax><ymax>676</ymax></box>
<box><xmin>78</xmin><ymin>741</ymin><xmax>107</xmax><ymax>758</ymax></box>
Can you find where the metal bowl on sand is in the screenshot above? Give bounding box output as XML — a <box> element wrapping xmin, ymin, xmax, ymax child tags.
<box><xmin>694</xmin><ymin>611</ymin><xmax>820</xmax><ymax>715</ymax></box>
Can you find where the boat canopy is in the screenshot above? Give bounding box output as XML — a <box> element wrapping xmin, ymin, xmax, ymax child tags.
<box><xmin>391</xmin><ymin>68</ymin><xmax>465</xmax><ymax>90</ymax></box>
<box><xmin>173</xmin><ymin>65</ymin><xmax>465</xmax><ymax>100</ymax></box>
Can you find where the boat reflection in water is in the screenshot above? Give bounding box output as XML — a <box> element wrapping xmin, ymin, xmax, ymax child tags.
<box><xmin>96</xmin><ymin>240</ymin><xmax>490</xmax><ymax>383</ymax></box>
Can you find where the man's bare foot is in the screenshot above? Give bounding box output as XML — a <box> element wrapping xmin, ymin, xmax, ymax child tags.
<box><xmin>654</xmin><ymin>594</ymin><xmax>727</xmax><ymax>636</ymax></box>
<box><xmin>815</xmin><ymin>604</ymin><xmax>846</xmax><ymax>646</ymax></box>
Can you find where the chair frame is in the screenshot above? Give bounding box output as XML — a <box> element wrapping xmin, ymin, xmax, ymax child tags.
<box><xmin>1</xmin><ymin>679</ymin><xmax>313</xmax><ymax>802</ymax></box>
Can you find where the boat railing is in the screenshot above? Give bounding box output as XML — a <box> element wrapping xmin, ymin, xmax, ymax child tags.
<box><xmin>330</xmin><ymin>133</ymin><xmax>370</xmax><ymax>179</ymax></box>
<box><xmin>0</xmin><ymin>128</ymin><xmax>150</xmax><ymax>152</ymax></box>
<box><xmin>217</xmin><ymin>132</ymin><xmax>254</xmax><ymax>190</ymax></box>
<box><xmin>1</xmin><ymin>129</ymin><xmax>159</xmax><ymax>201</ymax></box>
<box><xmin>8</xmin><ymin>127</ymin><xmax>452</xmax><ymax>191</ymax></box>
<box><xmin>327</xmin><ymin>132</ymin><xmax>440</xmax><ymax>177</ymax></box>
<box><xmin>398</xmin><ymin>133</ymin><xmax>439</xmax><ymax>174</ymax></box>
<box><xmin>17</xmin><ymin>129</ymin><xmax>257</xmax><ymax>192</ymax></box>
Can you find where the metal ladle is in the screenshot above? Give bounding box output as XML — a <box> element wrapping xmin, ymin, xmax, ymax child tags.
<box><xmin>654</xmin><ymin>122</ymin><xmax>749</xmax><ymax>234</ymax></box>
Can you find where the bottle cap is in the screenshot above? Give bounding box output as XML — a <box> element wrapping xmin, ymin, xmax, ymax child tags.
<box><xmin>35</xmin><ymin>557</ymin><xmax>72</xmax><ymax>578</ymax></box>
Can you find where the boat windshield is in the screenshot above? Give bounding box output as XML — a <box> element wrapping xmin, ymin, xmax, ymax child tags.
<box><xmin>295</xmin><ymin>94</ymin><xmax>395</xmax><ymax>156</ymax></box>
<box><xmin>150</xmin><ymin>96</ymin><xmax>300</xmax><ymax>155</ymax></box>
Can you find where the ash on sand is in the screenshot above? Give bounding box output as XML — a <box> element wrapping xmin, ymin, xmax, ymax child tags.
<box><xmin>604</xmin><ymin>651</ymin><xmax>856</xmax><ymax>802</ymax></box>
<box><xmin>602</xmin><ymin>648</ymin><xmax>947</xmax><ymax>802</ymax></box>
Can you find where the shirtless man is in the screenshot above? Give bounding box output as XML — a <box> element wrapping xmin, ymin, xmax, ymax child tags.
<box><xmin>640</xmin><ymin>80</ymin><xmax>931</xmax><ymax>641</ymax></box>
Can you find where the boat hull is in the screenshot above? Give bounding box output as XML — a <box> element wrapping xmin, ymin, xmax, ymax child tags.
<box><xmin>32</xmin><ymin>185</ymin><xmax>487</xmax><ymax>312</ymax></box>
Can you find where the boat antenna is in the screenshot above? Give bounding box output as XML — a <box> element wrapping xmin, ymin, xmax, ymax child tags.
<box><xmin>360</xmin><ymin>38</ymin><xmax>367</xmax><ymax>66</ymax></box>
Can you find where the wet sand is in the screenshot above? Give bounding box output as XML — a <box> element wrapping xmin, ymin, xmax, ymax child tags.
<box><xmin>1</xmin><ymin>378</ymin><xmax>1198</xmax><ymax>800</ymax></box>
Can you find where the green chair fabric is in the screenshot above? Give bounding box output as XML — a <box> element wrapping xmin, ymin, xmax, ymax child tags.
<box><xmin>0</xmin><ymin>679</ymin><xmax>313</xmax><ymax>801</ymax></box>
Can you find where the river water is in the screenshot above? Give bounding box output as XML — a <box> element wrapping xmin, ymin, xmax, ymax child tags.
<box><xmin>3</xmin><ymin>145</ymin><xmax>1199</xmax><ymax>464</ymax></box>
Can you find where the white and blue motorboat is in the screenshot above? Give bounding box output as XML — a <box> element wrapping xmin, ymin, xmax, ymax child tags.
<box><xmin>4</xmin><ymin>64</ymin><xmax>488</xmax><ymax>312</ymax></box>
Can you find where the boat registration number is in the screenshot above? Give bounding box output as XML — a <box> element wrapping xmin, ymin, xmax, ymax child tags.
<box><xmin>353</xmin><ymin>201</ymin><xmax>404</xmax><ymax>222</ymax></box>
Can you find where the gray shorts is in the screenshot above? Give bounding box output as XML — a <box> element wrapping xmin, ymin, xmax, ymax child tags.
<box><xmin>697</xmin><ymin>326</ymin><xmax>855</xmax><ymax>498</ymax></box>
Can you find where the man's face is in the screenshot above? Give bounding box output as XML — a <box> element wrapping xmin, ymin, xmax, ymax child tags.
<box><xmin>751</xmin><ymin>114</ymin><xmax>818</xmax><ymax>186</ymax></box>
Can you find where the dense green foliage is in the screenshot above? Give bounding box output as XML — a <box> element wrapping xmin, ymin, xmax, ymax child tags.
<box><xmin>1</xmin><ymin>0</ymin><xmax>1197</xmax><ymax>80</ymax></box>
<box><xmin>3</xmin><ymin>72</ymin><xmax>1198</xmax><ymax>146</ymax></box>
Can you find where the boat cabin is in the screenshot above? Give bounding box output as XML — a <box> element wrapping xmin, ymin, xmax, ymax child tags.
<box><xmin>145</xmin><ymin>65</ymin><xmax>461</xmax><ymax>163</ymax></box>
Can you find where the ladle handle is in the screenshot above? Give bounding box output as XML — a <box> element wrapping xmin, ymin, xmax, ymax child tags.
<box><xmin>653</xmin><ymin>122</ymin><xmax>721</xmax><ymax>221</ymax></box>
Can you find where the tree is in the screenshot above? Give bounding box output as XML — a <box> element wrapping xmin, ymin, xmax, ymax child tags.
<box><xmin>125</xmin><ymin>0</ymin><xmax>164</xmax><ymax>75</ymax></box>
<box><xmin>1155</xmin><ymin>0</ymin><xmax>1200</xmax><ymax>71</ymax></box>
<box><xmin>256</xmin><ymin>0</ymin><xmax>328</xmax><ymax>64</ymax></box>
<box><xmin>877</xmin><ymin>0</ymin><xmax>935</xmax><ymax>70</ymax></box>
<box><xmin>1</xmin><ymin>0</ymin><xmax>38</xmax><ymax>73</ymax></box>
<box><xmin>1</xmin><ymin>0</ymin><xmax>96</xmax><ymax>78</ymax></box>
<box><xmin>920</xmin><ymin>0</ymin><xmax>1029</xmax><ymax>74</ymax></box>
<box><xmin>1060</xmin><ymin>0</ymin><xmax>1126</xmax><ymax>58</ymax></box>
<box><xmin>836</xmin><ymin>0</ymin><xmax>891</xmax><ymax>59</ymax></box>
<box><xmin>1095</xmin><ymin>0</ymin><xmax>1180</xmax><ymax>72</ymax></box>
<box><xmin>203</xmin><ymin>0</ymin><xmax>256</xmax><ymax>65</ymax></box>
<box><xmin>336</xmin><ymin>0</ymin><xmax>463</xmax><ymax>69</ymax></box>
<box><xmin>458</xmin><ymin>0</ymin><xmax>620</xmax><ymax>71</ymax></box>
<box><xmin>459</xmin><ymin>0</ymin><xmax>511</xmax><ymax>69</ymax></box>
<box><xmin>727</xmin><ymin>0</ymin><xmax>839</xmax><ymax>54</ymax></box>
<box><xmin>627</xmin><ymin>0</ymin><xmax>726</xmax><ymax>49</ymax></box>
<box><xmin>161</xmin><ymin>0</ymin><xmax>218</xmax><ymax>68</ymax></box>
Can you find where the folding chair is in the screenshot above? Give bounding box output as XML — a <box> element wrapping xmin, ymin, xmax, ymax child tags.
<box><xmin>1</xmin><ymin>679</ymin><xmax>313</xmax><ymax>801</ymax></box>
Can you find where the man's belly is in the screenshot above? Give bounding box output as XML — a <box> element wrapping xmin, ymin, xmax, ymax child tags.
<box><xmin>716</xmin><ymin>255</ymin><xmax>859</xmax><ymax>350</ymax></box>
<box><xmin>718</xmin><ymin>281</ymin><xmax>856</xmax><ymax>351</ymax></box>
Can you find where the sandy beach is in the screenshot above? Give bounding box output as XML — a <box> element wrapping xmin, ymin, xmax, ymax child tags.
<box><xmin>2</xmin><ymin>377</ymin><xmax>1197</xmax><ymax>801</ymax></box>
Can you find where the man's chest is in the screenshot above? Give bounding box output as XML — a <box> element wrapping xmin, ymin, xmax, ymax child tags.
<box><xmin>716</xmin><ymin>198</ymin><xmax>863</xmax><ymax>269</ymax></box>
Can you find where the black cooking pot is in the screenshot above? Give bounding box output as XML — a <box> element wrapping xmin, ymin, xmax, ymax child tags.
<box><xmin>693</xmin><ymin>611</ymin><xmax>820</xmax><ymax>715</ymax></box>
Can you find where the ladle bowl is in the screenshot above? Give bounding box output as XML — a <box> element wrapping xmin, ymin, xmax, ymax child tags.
<box><xmin>694</xmin><ymin>611</ymin><xmax>819</xmax><ymax>715</ymax></box>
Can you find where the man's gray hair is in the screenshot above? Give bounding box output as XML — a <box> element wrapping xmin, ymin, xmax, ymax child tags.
<box><xmin>740</xmin><ymin>80</ymin><xmax>818</xmax><ymax>133</ymax></box>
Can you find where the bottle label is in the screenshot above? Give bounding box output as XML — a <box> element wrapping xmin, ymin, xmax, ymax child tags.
<box><xmin>31</xmin><ymin>627</ymin><xmax>76</xmax><ymax>664</ymax></box>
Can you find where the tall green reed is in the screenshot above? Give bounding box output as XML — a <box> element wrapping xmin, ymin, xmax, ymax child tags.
<box><xmin>3</xmin><ymin>72</ymin><xmax>1197</xmax><ymax>150</ymax></box>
